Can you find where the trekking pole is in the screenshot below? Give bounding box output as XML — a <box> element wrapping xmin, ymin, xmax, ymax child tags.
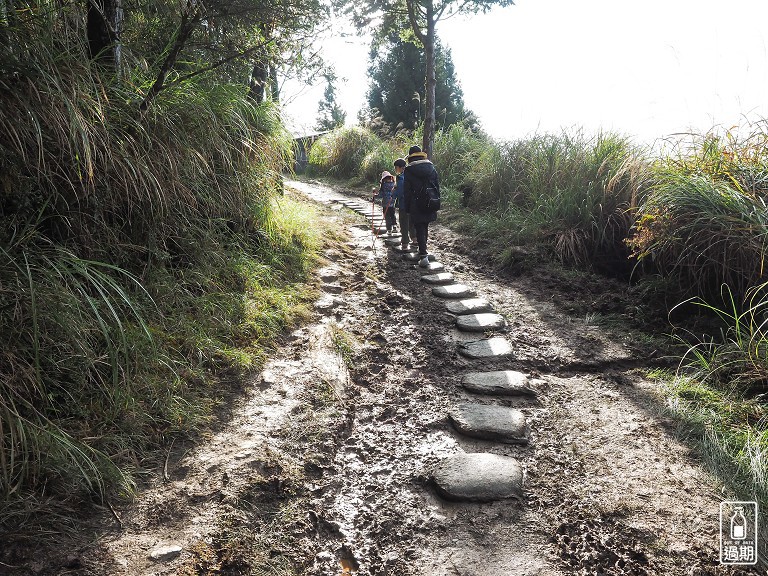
<box><xmin>370</xmin><ymin>192</ymin><xmax>378</xmax><ymax>254</ymax></box>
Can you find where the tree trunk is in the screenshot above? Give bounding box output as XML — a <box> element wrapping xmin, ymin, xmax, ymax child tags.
<box><xmin>248</xmin><ymin>59</ymin><xmax>268</xmax><ymax>103</ymax></box>
<box><xmin>248</xmin><ymin>23</ymin><xmax>270</xmax><ymax>103</ymax></box>
<box><xmin>422</xmin><ymin>1</ymin><xmax>436</xmax><ymax>159</ymax></box>
<box><xmin>139</xmin><ymin>5</ymin><xmax>198</xmax><ymax>114</ymax></box>
<box><xmin>269</xmin><ymin>61</ymin><xmax>280</xmax><ymax>103</ymax></box>
<box><xmin>87</xmin><ymin>0</ymin><xmax>123</xmax><ymax>69</ymax></box>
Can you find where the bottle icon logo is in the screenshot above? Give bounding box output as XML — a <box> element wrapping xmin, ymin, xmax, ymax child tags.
<box><xmin>720</xmin><ymin>501</ymin><xmax>758</xmax><ymax>565</ymax></box>
<box><xmin>731</xmin><ymin>506</ymin><xmax>746</xmax><ymax>540</ymax></box>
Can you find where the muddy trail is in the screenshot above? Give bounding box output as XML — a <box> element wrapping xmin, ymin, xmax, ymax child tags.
<box><xmin>8</xmin><ymin>179</ymin><xmax>761</xmax><ymax>576</ymax></box>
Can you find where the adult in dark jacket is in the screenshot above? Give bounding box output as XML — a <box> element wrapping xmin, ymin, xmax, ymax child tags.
<box><xmin>403</xmin><ymin>145</ymin><xmax>439</xmax><ymax>267</ymax></box>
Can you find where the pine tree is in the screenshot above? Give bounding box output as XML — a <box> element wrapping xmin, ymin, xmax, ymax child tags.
<box><xmin>366</xmin><ymin>33</ymin><xmax>467</xmax><ymax>135</ymax></box>
<box><xmin>344</xmin><ymin>0</ymin><xmax>515</xmax><ymax>156</ymax></box>
<box><xmin>316</xmin><ymin>72</ymin><xmax>347</xmax><ymax>131</ymax></box>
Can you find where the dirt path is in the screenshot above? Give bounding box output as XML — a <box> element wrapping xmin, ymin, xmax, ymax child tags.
<box><xmin>15</xmin><ymin>179</ymin><xmax>759</xmax><ymax>576</ymax></box>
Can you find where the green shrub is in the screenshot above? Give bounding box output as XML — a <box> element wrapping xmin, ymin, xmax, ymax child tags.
<box><xmin>308</xmin><ymin>126</ymin><xmax>381</xmax><ymax>178</ymax></box>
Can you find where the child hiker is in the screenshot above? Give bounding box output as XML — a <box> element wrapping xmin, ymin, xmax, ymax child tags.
<box><xmin>374</xmin><ymin>170</ymin><xmax>398</xmax><ymax>234</ymax></box>
<box><xmin>393</xmin><ymin>158</ymin><xmax>415</xmax><ymax>251</ymax></box>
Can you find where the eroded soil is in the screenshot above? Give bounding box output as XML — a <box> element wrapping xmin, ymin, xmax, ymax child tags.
<box><xmin>4</xmin><ymin>179</ymin><xmax>763</xmax><ymax>576</ymax></box>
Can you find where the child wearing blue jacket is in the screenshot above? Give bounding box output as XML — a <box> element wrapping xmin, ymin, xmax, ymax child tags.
<box><xmin>374</xmin><ymin>171</ymin><xmax>398</xmax><ymax>233</ymax></box>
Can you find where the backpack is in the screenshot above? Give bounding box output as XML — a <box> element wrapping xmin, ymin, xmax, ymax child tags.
<box><xmin>414</xmin><ymin>180</ymin><xmax>441</xmax><ymax>211</ymax></box>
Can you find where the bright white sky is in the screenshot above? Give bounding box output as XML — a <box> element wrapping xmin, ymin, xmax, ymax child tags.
<box><xmin>282</xmin><ymin>0</ymin><xmax>768</xmax><ymax>146</ymax></box>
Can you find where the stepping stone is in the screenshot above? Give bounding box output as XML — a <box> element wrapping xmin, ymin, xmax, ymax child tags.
<box><xmin>445</xmin><ymin>298</ymin><xmax>493</xmax><ymax>315</ymax></box>
<box><xmin>420</xmin><ymin>272</ymin><xmax>455</xmax><ymax>285</ymax></box>
<box><xmin>384</xmin><ymin>237</ymin><xmax>402</xmax><ymax>245</ymax></box>
<box><xmin>455</xmin><ymin>312</ymin><xmax>506</xmax><ymax>332</ymax></box>
<box><xmin>315</xmin><ymin>294</ymin><xmax>341</xmax><ymax>312</ymax></box>
<box><xmin>432</xmin><ymin>284</ymin><xmax>476</xmax><ymax>299</ymax></box>
<box><xmin>458</xmin><ymin>337</ymin><xmax>512</xmax><ymax>359</ymax></box>
<box><xmin>149</xmin><ymin>544</ymin><xmax>183</xmax><ymax>561</ymax></box>
<box><xmin>403</xmin><ymin>252</ymin><xmax>435</xmax><ymax>262</ymax></box>
<box><xmin>414</xmin><ymin>262</ymin><xmax>445</xmax><ymax>273</ymax></box>
<box><xmin>462</xmin><ymin>370</ymin><xmax>536</xmax><ymax>397</ymax></box>
<box><xmin>449</xmin><ymin>403</ymin><xmax>529</xmax><ymax>444</ymax></box>
<box><xmin>432</xmin><ymin>452</ymin><xmax>524</xmax><ymax>502</ymax></box>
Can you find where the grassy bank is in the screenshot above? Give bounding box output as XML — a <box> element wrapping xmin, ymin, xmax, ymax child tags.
<box><xmin>0</xmin><ymin>8</ymin><xmax>322</xmax><ymax>532</ymax></box>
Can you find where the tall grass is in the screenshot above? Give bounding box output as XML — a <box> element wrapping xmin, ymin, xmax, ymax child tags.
<box><xmin>431</xmin><ymin>124</ymin><xmax>494</xmax><ymax>188</ymax></box>
<box><xmin>672</xmin><ymin>282</ymin><xmax>768</xmax><ymax>393</ymax></box>
<box><xmin>629</xmin><ymin>128</ymin><xmax>768</xmax><ymax>300</ymax></box>
<box><xmin>659</xmin><ymin>369</ymin><xmax>768</xmax><ymax>555</ymax></box>
<box><xmin>444</xmin><ymin>129</ymin><xmax>650</xmax><ymax>269</ymax></box>
<box><xmin>657</xmin><ymin>279</ymin><xmax>768</xmax><ymax>555</ymax></box>
<box><xmin>0</xmin><ymin>5</ymin><xmax>313</xmax><ymax>528</ymax></box>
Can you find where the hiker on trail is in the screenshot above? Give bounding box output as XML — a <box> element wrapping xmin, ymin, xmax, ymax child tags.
<box><xmin>393</xmin><ymin>158</ymin><xmax>415</xmax><ymax>251</ymax></box>
<box><xmin>374</xmin><ymin>170</ymin><xmax>398</xmax><ymax>234</ymax></box>
<box><xmin>403</xmin><ymin>145</ymin><xmax>440</xmax><ymax>267</ymax></box>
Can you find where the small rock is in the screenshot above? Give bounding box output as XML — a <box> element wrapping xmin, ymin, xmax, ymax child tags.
<box><xmin>461</xmin><ymin>370</ymin><xmax>536</xmax><ymax>397</ymax></box>
<box><xmin>449</xmin><ymin>403</ymin><xmax>529</xmax><ymax>444</ymax></box>
<box><xmin>414</xmin><ymin>262</ymin><xmax>445</xmax><ymax>273</ymax></box>
<box><xmin>261</xmin><ymin>369</ymin><xmax>277</xmax><ymax>384</ymax></box>
<box><xmin>149</xmin><ymin>544</ymin><xmax>182</xmax><ymax>562</ymax></box>
<box><xmin>420</xmin><ymin>272</ymin><xmax>455</xmax><ymax>285</ymax></box>
<box><xmin>404</xmin><ymin>252</ymin><xmax>436</xmax><ymax>262</ymax></box>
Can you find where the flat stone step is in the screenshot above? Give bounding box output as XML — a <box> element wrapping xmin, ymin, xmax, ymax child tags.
<box><xmin>445</xmin><ymin>298</ymin><xmax>494</xmax><ymax>315</ymax></box>
<box><xmin>315</xmin><ymin>294</ymin><xmax>341</xmax><ymax>312</ymax></box>
<box><xmin>455</xmin><ymin>313</ymin><xmax>506</xmax><ymax>332</ymax></box>
<box><xmin>321</xmin><ymin>283</ymin><xmax>343</xmax><ymax>294</ymax></box>
<box><xmin>384</xmin><ymin>237</ymin><xmax>402</xmax><ymax>245</ymax></box>
<box><xmin>404</xmin><ymin>252</ymin><xmax>436</xmax><ymax>262</ymax></box>
<box><xmin>432</xmin><ymin>452</ymin><xmax>524</xmax><ymax>502</ymax></box>
<box><xmin>449</xmin><ymin>403</ymin><xmax>529</xmax><ymax>444</ymax></box>
<box><xmin>462</xmin><ymin>370</ymin><xmax>536</xmax><ymax>397</ymax></box>
<box><xmin>432</xmin><ymin>284</ymin><xmax>476</xmax><ymax>299</ymax></box>
<box><xmin>420</xmin><ymin>272</ymin><xmax>455</xmax><ymax>285</ymax></box>
<box><xmin>414</xmin><ymin>262</ymin><xmax>445</xmax><ymax>273</ymax></box>
<box><xmin>458</xmin><ymin>337</ymin><xmax>512</xmax><ymax>359</ymax></box>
